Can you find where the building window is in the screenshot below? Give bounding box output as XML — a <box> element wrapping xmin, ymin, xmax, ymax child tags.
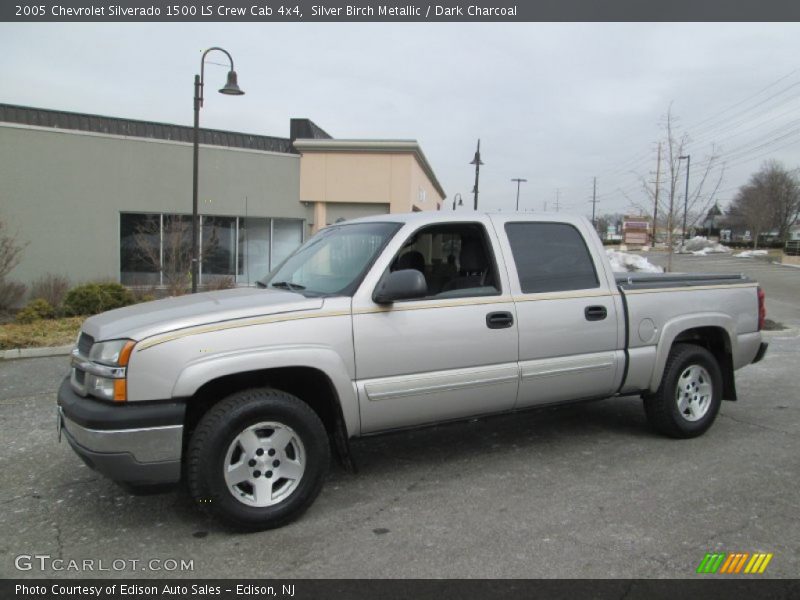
<box><xmin>120</xmin><ymin>213</ymin><xmax>160</xmax><ymax>286</ymax></box>
<box><xmin>161</xmin><ymin>214</ymin><xmax>192</xmax><ymax>288</ymax></box>
<box><xmin>202</xmin><ymin>216</ymin><xmax>237</xmax><ymax>279</ymax></box>
<box><xmin>120</xmin><ymin>213</ymin><xmax>304</xmax><ymax>288</ymax></box>
<box><xmin>272</xmin><ymin>219</ymin><xmax>304</xmax><ymax>270</ymax></box>
<box><xmin>238</xmin><ymin>217</ymin><xmax>271</xmax><ymax>285</ymax></box>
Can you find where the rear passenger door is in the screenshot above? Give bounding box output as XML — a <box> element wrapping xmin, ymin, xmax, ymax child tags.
<box><xmin>495</xmin><ymin>217</ymin><xmax>623</xmax><ymax>408</ymax></box>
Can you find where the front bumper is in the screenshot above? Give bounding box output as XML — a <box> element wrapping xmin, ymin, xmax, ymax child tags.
<box><xmin>57</xmin><ymin>377</ymin><xmax>185</xmax><ymax>486</ymax></box>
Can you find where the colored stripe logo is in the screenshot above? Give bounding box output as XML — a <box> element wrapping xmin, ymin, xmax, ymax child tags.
<box><xmin>697</xmin><ymin>552</ymin><xmax>773</xmax><ymax>574</ymax></box>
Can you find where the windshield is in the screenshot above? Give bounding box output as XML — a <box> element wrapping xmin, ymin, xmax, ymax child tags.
<box><xmin>262</xmin><ymin>222</ymin><xmax>401</xmax><ymax>296</ymax></box>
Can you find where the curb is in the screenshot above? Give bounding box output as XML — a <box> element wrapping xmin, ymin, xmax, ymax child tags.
<box><xmin>0</xmin><ymin>344</ymin><xmax>73</xmax><ymax>361</ymax></box>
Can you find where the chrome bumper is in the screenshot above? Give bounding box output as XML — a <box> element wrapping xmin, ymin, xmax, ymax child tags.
<box><xmin>56</xmin><ymin>377</ymin><xmax>184</xmax><ymax>486</ymax></box>
<box><xmin>59</xmin><ymin>408</ymin><xmax>183</xmax><ymax>485</ymax></box>
<box><xmin>59</xmin><ymin>407</ymin><xmax>182</xmax><ymax>463</ymax></box>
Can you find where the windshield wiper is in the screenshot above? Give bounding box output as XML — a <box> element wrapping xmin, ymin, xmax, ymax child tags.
<box><xmin>270</xmin><ymin>281</ymin><xmax>306</xmax><ymax>292</ymax></box>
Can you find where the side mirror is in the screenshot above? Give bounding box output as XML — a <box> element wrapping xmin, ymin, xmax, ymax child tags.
<box><xmin>373</xmin><ymin>269</ymin><xmax>427</xmax><ymax>304</ymax></box>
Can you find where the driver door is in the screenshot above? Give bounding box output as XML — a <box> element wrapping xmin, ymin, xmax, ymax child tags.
<box><xmin>352</xmin><ymin>220</ymin><xmax>519</xmax><ymax>433</ymax></box>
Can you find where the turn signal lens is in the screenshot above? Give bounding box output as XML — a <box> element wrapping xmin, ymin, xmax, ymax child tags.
<box><xmin>113</xmin><ymin>379</ymin><xmax>127</xmax><ymax>403</ymax></box>
<box><xmin>118</xmin><ymin>340</ymin><xmax>136</xmax><ymax>367</ymax></box>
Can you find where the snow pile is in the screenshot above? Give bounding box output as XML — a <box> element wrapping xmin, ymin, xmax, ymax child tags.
<box><xmin>680</xmin><ymin>236</ymin><xmax>731</xmax><ymax>255</ymax></box>
<box><xmin>733</xmin><ymin>250</ymin><xmax>769</xmax><ymax>258</ymax></box>
<box><xmin>606</xmin><ymin>250</ymin><xmax>664</xmax><ymax>273</ymax></box>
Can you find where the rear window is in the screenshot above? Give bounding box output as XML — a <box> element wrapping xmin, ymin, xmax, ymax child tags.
<box><xmin>505</xmin><ymin>222</ymin><xmax>599</xmax><ymax>293</ymax></box>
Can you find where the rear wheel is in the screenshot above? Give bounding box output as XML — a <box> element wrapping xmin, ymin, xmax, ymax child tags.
<box><xmin>643</xmin><ymin>343</ymin><xmax>723</xmax><ymax>438</ymax></box>
<box><xmin>187</xmin><ymin>388</ymin><xmax>330</xmax><ymax>530</ymax></box>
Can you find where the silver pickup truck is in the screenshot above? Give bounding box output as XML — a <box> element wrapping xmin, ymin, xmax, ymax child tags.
<box><xmin>57</xmin><ymin>212</ymin><xmax>768</xmax><ymax>529</ymax></box>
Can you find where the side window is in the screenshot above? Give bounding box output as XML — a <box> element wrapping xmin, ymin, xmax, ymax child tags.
<box><xmin>505</xmin><ymin>223</ymin><xmax>599</xmax><ymax>293</ymax></box>
<box><xmin>388</xmin><ymin>223</ymin><xmax>501</xmax><ymax>299</ymax></box>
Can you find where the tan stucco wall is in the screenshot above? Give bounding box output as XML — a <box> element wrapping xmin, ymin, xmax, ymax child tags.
<box><xmin>409</xmin><ymin>156</ymin><xmax>444</xmax><ymax>212</ymax></box>
<box><xmin>300</xmin><ymin>150</ymin><xmax>445</xmax><ymax>232</ymax></box>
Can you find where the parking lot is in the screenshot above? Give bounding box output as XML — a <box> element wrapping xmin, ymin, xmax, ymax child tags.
<box><xmin>0</xmin><ymin>254</ymin><xmax>798</xmax><ymax>579</ymax></box>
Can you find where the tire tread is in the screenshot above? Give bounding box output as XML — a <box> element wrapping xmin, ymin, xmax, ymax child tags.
<box><xmin>643</xmin><ymin>343</ymin><xmax>721</xmax><ymax>439</ymax></box>
<box><xmin>186</xmin><ymin>388</ymin><xmax>329</xmax><ymax>530</ymax></box>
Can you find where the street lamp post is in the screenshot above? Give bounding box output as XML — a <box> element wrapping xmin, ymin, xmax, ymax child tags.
<box><xmin>679</xmin><ymin>154</ymin><xmax>691</xmax><ymax>246</ymax></box>
<box><xmin>470</xmin><ymin>139</ymin><xmax>483</xmax><ymax>211</ymax></box>
<box><xmin>452</xmin><ymin>193</ymin><xmax>463</xmax><ymax>211</ymax></box>
<box><xmin>511</xmin><ymin>178</ymin><xmax>527</xmax><ymax>211</ymax></box>
<box><xmin>191</xmin><ymin>47</ymin><xmax>245</xmax><ymax>293</ymax></box>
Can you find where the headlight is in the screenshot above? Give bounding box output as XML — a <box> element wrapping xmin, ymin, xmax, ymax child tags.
<box><xmin>84</xmin><ymin>339</ymin><xmax>135</xmax><ymax>402</ymax></box>
<box><xmin>89</xmin><ymin>339</ymin><xmax>135</xmax><ymax>367</ymax></box>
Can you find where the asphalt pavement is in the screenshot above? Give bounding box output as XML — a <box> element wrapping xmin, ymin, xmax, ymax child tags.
<box><xmin>0</xmin><ymin>253</ymin><xmax>797</xmax><ymax>579</ymax></box>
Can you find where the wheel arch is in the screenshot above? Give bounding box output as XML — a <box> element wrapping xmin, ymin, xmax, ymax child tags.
<box><xmin>649</xmin><ymin>316</ymin><xmax>737</xmax><ymax>400</ymax></box>
<box><xmin>175</xmin><ymin>348</ymin><xmax>358</xmax><ymax>471</ymax></box>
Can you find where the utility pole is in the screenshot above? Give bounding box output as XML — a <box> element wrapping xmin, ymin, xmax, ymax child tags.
<box><xmin>589</xmin><ymin>177</ymin><xmax>599</xmax><ymax>230</ymax></box>
<box><xmin>679</xmin><ymin>154</ymin><xmax>691</xmax><ymax>244</ymax></box>
<box><xmin>554</xmin><ymin>189</ymin><xmax>560</xmax><ymax>212</ymax></box>
<box><xmin>470</xmin><ymin>139</ymin><xmax>483</xmax><ymax>211</ymax></box>
<box><xmin>652</xmin><ymin>142</ymin><xmax>661</xmax><ymax>244</ymax></box>
<box><xmin>543</xmin><ymin>201</ymin><xmax>547</xmax><ymax>212</ymax></box>
<box><xmin>511</xmin><ymin>178</ymin><xmax>527</xmax><ymax>211</ymax></box>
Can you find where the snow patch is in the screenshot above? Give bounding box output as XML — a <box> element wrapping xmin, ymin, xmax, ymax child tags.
<box><xmin>734</xmin><ymin>250</ymin><xmax>769</xmax><ymax>258</ymax></box>
<box><xmin>606</xmin><ymin>250</ymin><xmax>664</xmax><ymax>273</ymax></box>
<box><xmin>679</xmin><ymin>236</ymin><xmax>731</xmax><ymax>255</ymax></box>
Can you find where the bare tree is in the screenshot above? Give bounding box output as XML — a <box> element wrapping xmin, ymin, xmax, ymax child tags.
<box><xmin>0</xmin><ymin>215</ymin><xmax>28</xmax><ymax>310</ymax></box>
<box><xmin>133</xmin><ymin>216</ymin><xmax>218</xmax><ymax>296</ymax></box>
<box><xmin>728</xmin><ymin>185</ymin><xmax>772</xmax><ymax>249</ymax></box>
<box><xmin>631</xmin><ymin>106</ymin><xmax>724</xmax><ymax>271</ymax></box>
<box><xmin>730</xmin><ymin>161</ymin><xmax>800</xmax><ymax>246</ymax></box>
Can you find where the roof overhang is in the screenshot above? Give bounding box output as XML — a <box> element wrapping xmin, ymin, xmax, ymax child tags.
<box><xmin>293</xmin><ymin>138</ymin><xmax>446</xmax><ymax>200</ymax></box>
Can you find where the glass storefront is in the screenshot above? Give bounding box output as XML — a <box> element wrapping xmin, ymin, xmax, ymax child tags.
<box><xmin>238</xmin><ymin>217</ymin><xmax>271</xmax><ymax>285</ymax></box>
<box><xmin>120</xmin><ymin>213</ymin><xmax>304</xmax><ymax>287</ymax></box>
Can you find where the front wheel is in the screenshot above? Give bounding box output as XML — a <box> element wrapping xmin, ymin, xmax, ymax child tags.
<box><xmin>643</xmin><ymin>343</ymin><xmax>723</xmax><ymax>439</ymax></box>
<box><xmin>187</xmin><ymin>388</ymin><xmax>330</xmax><ymax>530</ymax></box>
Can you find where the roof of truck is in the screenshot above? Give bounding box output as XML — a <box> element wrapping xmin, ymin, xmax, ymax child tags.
<box><xmin>343</xmin><ymin>210</ymin><xmax>591</xmax><ymax>227</ymax></box>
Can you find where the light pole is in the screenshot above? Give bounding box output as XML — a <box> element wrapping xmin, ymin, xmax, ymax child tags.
<box><xmin>470</xmin><ymin>139</ymin><xmax>483</xmax><ymax>210</ymax></box>
<box><xmin>452</xmin><ymin>192</ymin><xmax>463</xmax><ymax>211</ymax></box>
<box><xmin>679</xmin><ymin>154</ymin><xmax>691</xmax><ymax>246</ymax></box>
<box><xmin>511</xmin><ymin>178</ymin><xmax>527</xmax><ymax>211</ymax></box>
<box><xmin>192</xmin><ymin>47</ymin><xmax>245</xmax><ymax>293</ymax></box>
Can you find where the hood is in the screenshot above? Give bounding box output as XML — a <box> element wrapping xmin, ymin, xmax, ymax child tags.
<box><xmin>81</xmin><ymin>288</ymin><xmax>324</xmax><ymax>342</ymax></box>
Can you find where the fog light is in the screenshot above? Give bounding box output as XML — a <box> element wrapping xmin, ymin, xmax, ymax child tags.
<box><xmin>92</xmin><ymin>376</ymin><xmax>116</xmax><ymax>401</ymax></box>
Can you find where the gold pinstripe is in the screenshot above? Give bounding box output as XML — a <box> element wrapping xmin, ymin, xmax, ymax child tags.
<box><xmin>136</xmin><ymin>310</ymin><xmax>351</xmax><ymax>351</ymax></box>
<box><xmin>135</xmin><ymin>282</ymin><xmax>754</xmax><ymax>352</ymax></box>
<box><xmin>512</xmin><ymin>290</ymin><xmax>615</xmax><ymax>302</ymax></box>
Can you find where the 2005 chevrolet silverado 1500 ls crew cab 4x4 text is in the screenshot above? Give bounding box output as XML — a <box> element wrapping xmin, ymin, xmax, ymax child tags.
<box><xmin>57</xmin><ymin>212</ymin><xmax>768</xmax><ymax>529</ymax></box>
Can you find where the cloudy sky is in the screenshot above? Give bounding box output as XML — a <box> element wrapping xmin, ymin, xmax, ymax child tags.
<box><xmin>2</xmin><ymin>22</ymin><xmax>800</xmax><ymax>218</ymax></box>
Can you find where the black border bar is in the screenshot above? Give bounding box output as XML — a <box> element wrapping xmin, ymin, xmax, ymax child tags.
<box><xmin>4</xmin><ymin>0</ymin><xmax>800</xmax><ymax>22</ymax></box>
<box><xmin>4</xmin><ymin>579</ymin><xmax>800</xmax><ymax>600</ymax></box>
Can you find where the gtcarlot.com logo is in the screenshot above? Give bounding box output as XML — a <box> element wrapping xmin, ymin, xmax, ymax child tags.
<box><xmin>696</xmin><ymin>552</ymin><xmax>773</xmax><ymax>574</ymax></box>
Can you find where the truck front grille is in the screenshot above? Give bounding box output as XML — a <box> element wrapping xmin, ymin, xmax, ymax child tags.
<box><xmin>77</xmin><ymin>332</ymin><xmax>94</xmax><ymax>357</ymax></box>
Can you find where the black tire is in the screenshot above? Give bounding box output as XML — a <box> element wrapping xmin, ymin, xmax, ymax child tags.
<box><xmin>187</xmin><ymin>388</ymin><xmax>330</xmax><ymax>531</ymax></box>
<box><xmin>643</xmin><ymin>343</ymin><xmax>723</xmax><ymax>439</ymax></box>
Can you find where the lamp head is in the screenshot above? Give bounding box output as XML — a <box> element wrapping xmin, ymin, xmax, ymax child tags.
<box><xmin>219</xmin><ymin>70</ymin><xmax>244</xmax><ymax>95</ymax></box>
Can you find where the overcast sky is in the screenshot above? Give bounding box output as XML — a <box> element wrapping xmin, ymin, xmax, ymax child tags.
<box><xmin>3</xmin><ymin>22</ymin><xmax>800</xmax><ymax>219</ymax></box>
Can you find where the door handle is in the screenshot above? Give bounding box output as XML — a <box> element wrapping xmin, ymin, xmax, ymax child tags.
<box><xmin>486</xmin><ymin>311</ymin><xmax>514</xmax><ymax>329</ymax></box>
<box><xmin>585</xmin><ymin>305</ymin><xmax>607</xmax><ymax>321</ymax></box>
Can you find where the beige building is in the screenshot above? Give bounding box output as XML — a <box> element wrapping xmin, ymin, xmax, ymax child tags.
<box><xmin>1</xmin><ymin>103</ymin><xmax>447</xmax><ymax>292</ymax></box>
<box><xmin>295</xmin><ymin>139</ymin><xmax>447</xmax><ymax>234</ymax></box>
